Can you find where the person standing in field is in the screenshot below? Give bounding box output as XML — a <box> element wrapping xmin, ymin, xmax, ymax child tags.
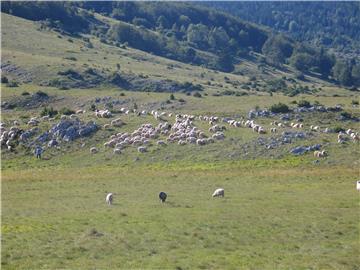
<box><xmin>34</xmin><ymin>146</ymin><xmax>43</xmax><ymax>159</ymax></box>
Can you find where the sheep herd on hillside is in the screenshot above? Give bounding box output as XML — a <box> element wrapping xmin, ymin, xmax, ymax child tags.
<box><xmin>0</xmin><ymin>104</ymin><xmax>359</xmax><ymax>158</ymax></box>
<box><xmin>87</xmin><ymin>107</ymin><xmax>359</xmax><ymax>157</ymax></box>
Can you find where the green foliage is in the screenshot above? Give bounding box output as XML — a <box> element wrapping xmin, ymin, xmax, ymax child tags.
<box><xmin>21</xmin><ymin>91</ymin><xmax>30</xmax><ymax>96</ymax></box>
<box><xmin>59</xmin><ymin>107</ymin><xmax>75</xmax><ymax>115</ymax></box>
<box><xmin>262</xmin><ymin>34</ymin><xmax>293</xmax><ymax>66</ymax></box>
<box><xmin>334</xmin><ymin>126</ymin><xmax>345</xmax><ymax>133</ymax></box>
<box><xmin>205</xmin><ymin>2</ymin><xmax>360</xmax><ymax>55</ymax></box>
<box><xmin>169</xmin><ymin>93</ymin><xmax>175</xmax><ymax>100</ymax></box>
<box><xmin>332</xmin><ymin>60</ymin><xmax>352</xmax><ymax>86</ymax></box>
<box><xmin>35</xmin><ymin>90</ymin><xmax>48</xmax><ymax>98</ymax></box>
<box><xmin>269</xmin><ymin>102</ymin><xmax>290</xmax><ymax>113</ymax></box>
<box><xmin>351</xmin><ymin>100</ymin><xmax>359</xmax><ymax>105</ymax></box>
<box><xmin>1</xmin><ymin>1</ymin><xmax>90</xmax><ymax>33</ymax></box>
<box><xmin>40</xmin><ymin>106</ymin><xmax>58</xmax><ymax>117</ymax></box>
<box><xmin>297</xmin><ymin>99</ymin><xmax>311</xmax><ymax>108</ymax></box>
<box><xmin>1</xmin><ymin>76</ymin><xmax>9</xmax><ymax>83</ymax></box>
<box><xmin>7</xmin><ymin>81</ymin><xmax>19</xmax><ymax>87</ymax></box>
<box><xmin>193</xmin><ymin>92</ymin><xmax>202</xmax><ymax>98</ymax></box>
<box><xmin>90</xmin><ymin>104</ymin><xmax>96</xmax><ymax>111</ymax></box>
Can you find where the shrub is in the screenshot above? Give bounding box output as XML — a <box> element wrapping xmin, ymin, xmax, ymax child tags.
<box><xmin>295</xmin><ymin>71</ymin><xmax>305</xmax><ymax>80</ymax></box>
<box><xmin>170</xmin><ymin>94</ymin><xmax>175</xmax><ymax>100</ymax></box>
<box><xmin>90</xmin><ymin>104</ymin><xmax>96</xmax><ymax>111</ymax></box>
<box><xmin>59</xmin><ymin>107</ymin><xmax>75</xmax><ymax>115</ymax></box>
<box><xmin>1</xmin><ymin>76</ymin><xmax>9</xmax><ymax>83</ymax></box>
<box><xmin>351</xmin><ymin>100</ymin><xmax>359</xmax><ymax>105</ymax></box>
<box><xmin>40</xmin><ymin>106</ymin><xmax>58</xmax><ymax>117</ymax></box>
<box><xmin>340</xmin><ymin>111</ymin><xmax>352</xmax><ymax>119</ymax></box>
<box><xmin>270</xmin><ymin>103</ymin><xmax>290</xmax><ymax>113</ymax></box>
<box><xmin>178</xmin><ymin>98</ymin><xmax>186</xmax><ymax>103</ymax></box>
<box><xmin>21</xmin><ymin>91</ymin><xmax>30</xmax><ymax>96</ymax></box>
<box><xmin>334</xmin><ymin>126</ymin><xmax>345</xmax><ymax>133</ymax></box>
<box><xmin>119</xmin><ymin>93</ymin><xmax>125</xmax><ymax>96</ymax></box>
<box><xmin>297</xmin><ymin>100</ymin><xmax>311</xmax><ymax>108</ymax></box>
<box><xmin>7</xmin><ymin>81</ymin><xmax>19</xmax><ymax>87</ymax></box>
<box><xmin>35</xmin><ymin>91</ymin><xmax>48</xmax><ymax>98</ymax></box>
<box><xmin>63</xmin><ymin>56</ymin><xmax>77</xmax><ymax>61</ymax></box>
<box><xmin>193</xmin><ymin>92</ymin><xmax>202</xmax><ymax>98</ymax></box>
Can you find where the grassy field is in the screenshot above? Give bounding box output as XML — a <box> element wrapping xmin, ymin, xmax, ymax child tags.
<box><xmin>1</xmin><ymin>12</ymin><xmax>360</xmax><ymax>270</ymax></box>
<box><xmin>1</xmin><ymin>83</ymin><xmax>359</xmax><ymax>269</ymax></box>
<box><xmin>2</xmin><ymin>160</ymin><xmax>359</xmax><ymax>270</ymax></box>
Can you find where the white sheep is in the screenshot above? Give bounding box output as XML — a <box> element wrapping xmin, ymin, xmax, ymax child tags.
<box><xmin>105</xmin><ymin>193</ymin><xmax>113</xmax><ymax>205</ymax></box>
<box><xmin>90</xmin><ymin>147</ymin><xmax>98</xmax><ymax>154</ymax></box>
<box><xmin>314</xmin><ymin>150</ymin><xmax>327</xmax><ymax>158</ymax></box>
<box><xmin>212</xmin><ymin>188</ymin><xmax>224</xmax><ymax>197</ymax></box>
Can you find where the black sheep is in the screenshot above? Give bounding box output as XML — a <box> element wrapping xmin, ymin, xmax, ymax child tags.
<box><xmin>159</xmin><ymin>192</ymin><xmax>167</xmax><ymax>203</ymax></box>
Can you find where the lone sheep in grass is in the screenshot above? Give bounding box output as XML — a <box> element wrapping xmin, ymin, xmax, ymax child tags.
<box><xmin>159</xmin><ymin>192</ymin><xmax>167</xmax><ymax>203</ymax></box>
<box><xmin>212</xmin><ymin>188</ymin><xmax>224</xmax><ymax>197</ymax></box>
<box><xmin>314</xmin><ymin>150</ymin><xmax>327</xmax><ymax>158</ymax></box>
<box><xmin>90</xmin><ymin>147</ymin><xmax>98</xmax><ymax>154</ymax></box>
<box><xmin>106</xmin><ymin>193</ymin><xmax>113</xmax><ymax>205</ymax></box>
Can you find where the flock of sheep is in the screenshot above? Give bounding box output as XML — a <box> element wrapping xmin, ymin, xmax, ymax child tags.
<box><xmin>105</xmin><ymin>188</ymin><xmax>224</xmax><ymax>206</ymax></box>
<box><xmin>0</xmin><ymin>104</ymin><xmax>359</xmax><ymax>157</ymax></box>
<box><xmin>85</xmin><ymin>107</ymin><xmax>359</xmax><ymax>158</ymax></box>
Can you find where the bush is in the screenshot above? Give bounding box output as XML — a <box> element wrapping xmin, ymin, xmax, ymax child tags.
<box><xmin>63</xmin><ymin>56</ymin><xmax>77</xmax><ymax>61</ymax></box>
<box><xmin>1</xmin><ymin>76</ymin><xmax>9</xmax><ymax>83</ymax></box>
<box><xmin>59</xmin><ymin>107</ymin><xmax>75</xmax><ymax>115</ymax></box>
<box><xmin>295</xmin><ymin>71</ymin><xmax>305</xmax><ymax>80</ymax></box>
<box><xmin>119</xmin><ymin>92</ymin><xmax>125</xmax><ymax>96</ymax></box>
<box><xmin>270</xmin><ymin>103</ymin><xmax>290</xmax><ymax>113</ymax></box>
<box><xmin>340</xmin><ymin>111</ymin><xmax>352</xmax><ymax>119</ymax></box>
<box><xmin>90</xmin><ymin>104</ymin><xmax>96</xmax><ymax>111</ymax></box>
<box><xmin>351</xmin><ymin>100</ymin><xmax>359</xmax><ymax>105</ymax></box>
<box><xmin>35</xmin><ymin>90</ymin><xmax>48</xmax><ymax>98</ymax></box>
<box><xmin>7</xmin><ymin>81</ymin><xmax>19</xmax><ymax>87</ymax></box>
<box><xmin>297</xmin><ymin>100</ymin><xmax>311</xmax><ymax>108</ymax></box>
<box><xmin>334</xmin><ymin>126</ymin><xmax>345</xmax><ymax>133</ymax></box>
<box><xmin>40</xmin><ymin>106</ymin><xmax>58</xmax><ymax>117</ymax></box>
<box><xmin>170</xmin><ymin>93</ymin><xmax>175</xmax><ymax>100</ymax></box>
<box><xmin>193</xmin><ymin>92</ymin><xmax>202</xmax><ymax>98</ymax></box>
<box><xmin>178</xmin><ymin>98</ymin><xmax>186</xmax><ymax>103</ymax></box>
<box><xmin>21</xmin><ymin>91</ymin><xmax>30</xmax><ymax>96</ymax></box>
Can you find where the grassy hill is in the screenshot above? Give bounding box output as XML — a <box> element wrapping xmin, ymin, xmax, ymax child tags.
<box><xmin>1</xmin><ymin>4</ymin><xmax>360</xmax><ymax>270</ymax></box>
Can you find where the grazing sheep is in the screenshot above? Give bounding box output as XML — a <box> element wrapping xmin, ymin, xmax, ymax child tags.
<box><xmin>212</xmin><ymin>188</ymin><xmax>224</xmax><ymax>197</ymax></box>
<box><xmin>113</xmin><ymin>148</ymin><xmax>122</xmax><ymax>154</ymax></box>
<box><xmin>159</xmin><ymin>192</ymin><xmax>167</xmax><ymax>203</ymax></box>
<box><xmin>105</xmin><ymin>193</ymin><xmax>113</xmax><ymax>205</ymax></box>
<box><xmin>90</xmin><ymin>147</ymin><xmax>98</xmax><ymax>154</ymax></box>
<box><xmin>157</xmin><ymin>140</ymin><xmax>166</xmax><ymax>146</ymax></box>
<box><xmin>314</xmin><ymin>150</ymin><xmax>327</xmax><ymax>158</ymax></box>
<box><xmin>138</xmin><ymin>146</ymin><xmax>147</xmax><ymax>153</ymax></box>
<box><xmin>111</xmin><ymin>118</ymin><xmax>123</xmax><ymax>127</ymax></box>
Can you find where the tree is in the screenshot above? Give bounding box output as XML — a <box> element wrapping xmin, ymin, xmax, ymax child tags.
<box><xmin>351</xmin><ymin>64</ymin><xmax>360</xmax><ymax>86</ymax></box>
<box><xmin>213</xmin><ymin>51</ymin><xmax>234</xmax><ymax>72</ymax></box>
<box><xmin>332</xmin><ymin>60</ymin><xmax>352</xmax><ymax>86</ymax></box>
<box><xmin>262</xmin><ymin>34</ymin><xmax>293</xmax><ymax>66</ymax></box>
<box><xmin>290</xmin><ymin>52</ymin><xmax>316</xmax><ymax>72</ymax></box>
<box><xmin>186</xmin><ymin>23</ymin><xmax>209</xmax><ymax>49</ymax></box>
<box><xmin>208</xmin><ymin>27</ymin><xmax>230</xmax><ymax>51</ymax></box>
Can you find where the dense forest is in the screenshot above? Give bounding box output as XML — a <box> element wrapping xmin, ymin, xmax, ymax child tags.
<box><xmin>203</xmin><ymin>2</ymin><xmax>360</xmax><ymax>56</ymax></box>
<box><xmin>2</xmin><ymin>1</ymin><xmax>360</xmax><ymax>87</ymax></box>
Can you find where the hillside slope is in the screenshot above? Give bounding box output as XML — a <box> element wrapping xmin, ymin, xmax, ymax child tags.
<box><xmin>2</xmin><ymin>1</ymin><xmax>359</xmax><ymax>88</ymax></box>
